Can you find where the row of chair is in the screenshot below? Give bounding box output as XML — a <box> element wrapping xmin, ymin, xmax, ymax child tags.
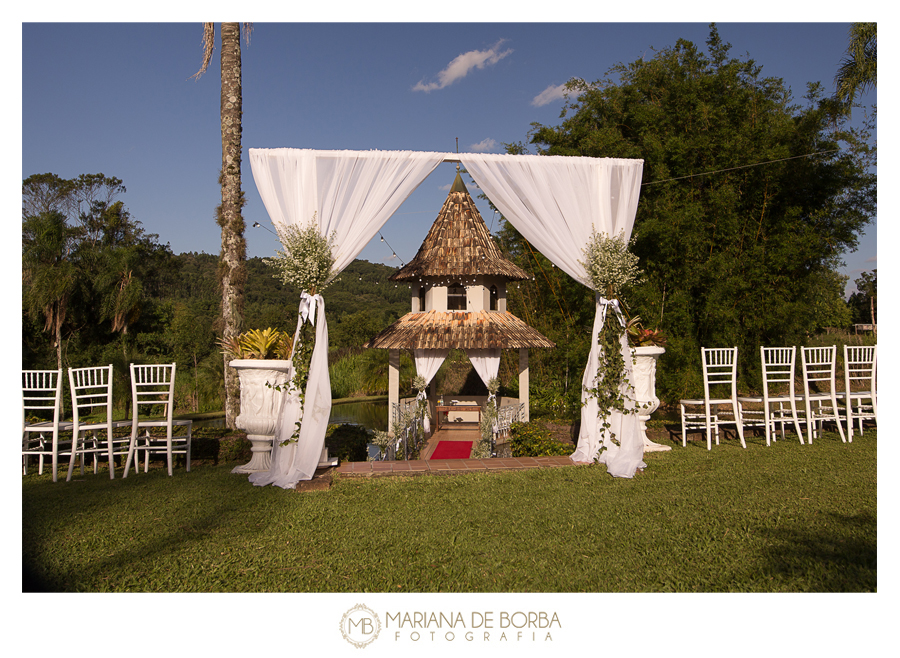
<box><xmin>679</xmin><ymin>345</ymin><xmax>876</xmax><ymax>450</ymax></box>
<box><xmin>22</xmin><ymin>364</ymin><xmax>192</xmax><ymax>483</ymax></box>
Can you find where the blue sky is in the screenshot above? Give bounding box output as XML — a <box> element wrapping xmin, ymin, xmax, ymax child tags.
<box><xmin>20</xmin><ymin>19</ymin><xmax>877</xmax><ymax>295</ymax></box>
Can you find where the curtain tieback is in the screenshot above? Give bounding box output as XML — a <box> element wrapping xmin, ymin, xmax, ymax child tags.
<box><xmin>598</xmin><ymin>295</ymin><xmax>626</xmax><ymax>329</ymax></box>
<box><xmin>298</xmin><ymin>291</ymin><xmax>323</xmax><ymax>327</ymax></box>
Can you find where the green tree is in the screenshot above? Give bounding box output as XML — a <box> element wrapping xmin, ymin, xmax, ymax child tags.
<box><xmin>805</xmin><ymin>265</ymin><xmax>852</xmax><ymax>332</ymax></box>
<box><xmin>834</xmin><ymin>22</ymin><xmax>876</xmax><ymax>112</ymax></box>
<box><xmin>23</xmin><ymin>173</ymin><xmax>177</xmax><ymax>371</ymax></box>
<box><xmin>193</xmin><ymin>22</ymin><xmax>252</xmax><ymax>429</ymax></box>
<box><xmin>22</xmin><ymin>211</ymin><xmax>80</xmax><ymax>371</ymax></box>
<box><xmin>848</xmin><ymin>270</ymin><xmax>876</xmax><ymax>331</ymax></box>
<box><xmin>518</xmin><ymin>25</ymin><xmax>876</xmax><ymax>401</ymax></box>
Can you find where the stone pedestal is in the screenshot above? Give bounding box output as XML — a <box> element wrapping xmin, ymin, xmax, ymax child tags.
<box><xmin>229</xmin><ymin>359</ymin><xmax>292</xmax><ymax>473</ymax></box>
<box><xmin>632</xmin><ymin>346</ymin><xmax>671</xmax><ymax>452</ymax></box>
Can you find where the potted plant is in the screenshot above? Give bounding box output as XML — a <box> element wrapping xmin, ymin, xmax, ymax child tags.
<box><xmin>626</xmin><ymin>317</ymin><xmax>670</xmax><ymax>452</ymax></box>
<box><xmin>220</xmin><ymin>328</ymin><xmax>293</xmax><ymax>473</ymax></box>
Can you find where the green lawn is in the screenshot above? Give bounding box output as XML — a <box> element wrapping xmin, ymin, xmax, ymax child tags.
<box><xmin>22</xmin><ymin>429</ymin><xmax>876</xmax><ymax>592</ymax></box>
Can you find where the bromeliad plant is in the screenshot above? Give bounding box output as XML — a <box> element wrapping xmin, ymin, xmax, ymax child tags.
<box><xmin>579</xmin><ymin>229</ymin><xmax>645</xmax><ymax>450</ymax></box>
<box><xmin>626</xmin><ymin>316</ymin><xmax>667</xmax><ymax>348</ymax></box>
<box><xmin>219</xmin><ymin>328</ymin><xmax>293</xmax><ymax>360</ymax></box>
<box><xmin>263</xmin><ymin>214</ymin><xmax>339</xmax><ymax>445</ymax></box>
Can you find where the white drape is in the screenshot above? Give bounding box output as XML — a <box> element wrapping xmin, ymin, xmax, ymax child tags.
<box><xmin>248</xmin><ymin>149</ymin><xmax>444</xmax><ymax>487</ymax></box>
<box><xmin>467</xmin><ymin>348</ymin><xmax>501</xmax><ymax>389</ymax></box>
<box><xmin>413</xmin><ymin>348</ymin><xmax>448</xmax><ymax>434</ymax></box>
<box><xmin>468</xmin><ymin>348</ymin><xmax>502</xmax><ymax>433</ymax></box>
<box><xmin>460</xmin><ymin>153</ymin><xmax>646</xmax><ymax>478</ymax></box>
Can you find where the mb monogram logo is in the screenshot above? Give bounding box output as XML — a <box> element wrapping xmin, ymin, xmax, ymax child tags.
<box><xmin>340</xmin><ymin>604</ymin><xmax>382</xmax><ymax>648</ymax></box>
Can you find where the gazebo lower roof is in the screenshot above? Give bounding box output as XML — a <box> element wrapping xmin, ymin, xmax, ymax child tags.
<box><xmin>365</xmin><ymin>310</ymin><xmax>555</xmax><ymax>350</ymax></box>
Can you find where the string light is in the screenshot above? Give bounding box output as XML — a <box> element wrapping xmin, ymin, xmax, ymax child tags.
<box><xmin>251</xmin><ymin>221</ymin><xmax>277</xmax><ymax>236</ymax></box>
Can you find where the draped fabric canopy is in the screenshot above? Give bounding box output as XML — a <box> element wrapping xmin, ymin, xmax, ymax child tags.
<box><xmin>248</xmin><ymin>149</ymin><xmax>444</xmax><ymax>488</ymax></box>
<box><xmin>459</xmin><ymin>154</ymin><xmax>645</xmax><ymax>478</ymax></box>
<box><xmin>247</xmin><ymin>148</ymin><xmax>644</xmax><ymax>486</ymax></box>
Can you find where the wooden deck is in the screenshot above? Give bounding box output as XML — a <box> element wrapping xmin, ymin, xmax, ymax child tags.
<box><xmin>335</xmin><ymin>423</ymin><xmax>580</xmax><ymax>478</ymax></box>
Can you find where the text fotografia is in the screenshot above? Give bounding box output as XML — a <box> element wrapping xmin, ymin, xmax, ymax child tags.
<box><xmin>387</xmin><ymin>611</ymin><xmax>560</xmax><ymax>642</ymax></box>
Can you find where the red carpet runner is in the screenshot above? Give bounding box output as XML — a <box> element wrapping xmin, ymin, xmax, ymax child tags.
<box><xmin>429</xmin><ymin>441</ymin><xmax>473</xmax><ymax>460</ymax></box>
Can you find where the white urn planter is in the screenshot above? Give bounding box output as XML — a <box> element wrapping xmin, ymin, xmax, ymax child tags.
<box><xmin>229</xmin><ymin>359</ymin><xmax>291</xmax><ymax>474</ymax></box>
<box><xmin>632</xmin><ymin>346</ymin><xmax>672</xmax><ymax>452</ymax></box>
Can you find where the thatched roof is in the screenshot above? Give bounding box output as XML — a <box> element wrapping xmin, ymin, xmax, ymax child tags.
<box><xmin>365</xmin><ymin>310</ymin><xmax>555</xmax><ymax>350</ymax></box>
<box><xmin>389</xmin><ymin>172</ymin><xmax>530</xmax><ymax>282</ymax></box>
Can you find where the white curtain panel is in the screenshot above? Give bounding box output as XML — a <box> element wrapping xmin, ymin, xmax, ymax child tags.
<box><xmin>248</xmin><ymin>149</ymin><xmax>445</xmax><ymax>487</ymax></box>
<box><xmin>413</xmin><ymin>348</ymin><xmax>449</xmax><ymax>434</ymax></box>
<box><xmin>467</xmin><ymin>348</ymin><xmax>501</xmax><ymax>389</ymax></box>
<box><xmin>460</xmin><ymin>153</ymin><xmax>645</xmax><ymax>477</ymax></box>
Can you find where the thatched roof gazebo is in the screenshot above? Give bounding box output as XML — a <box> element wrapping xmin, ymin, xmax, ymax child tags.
<box><xmin>366</xmin><ymin>170</ymin><xmax>554</xmax><ymax>425</ymax></box>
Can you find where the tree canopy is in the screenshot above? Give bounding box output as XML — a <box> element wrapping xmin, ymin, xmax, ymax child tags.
<box><xmin>506</xmin><ymin>25</ymin><xmax>876</xmax><ymax>400</ymax></box>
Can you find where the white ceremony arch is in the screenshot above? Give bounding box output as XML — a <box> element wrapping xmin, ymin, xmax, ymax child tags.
<box><xmin>248</xmin><ymin>148</ymin><xmax>644</xmax><ymax>488</ymax></box>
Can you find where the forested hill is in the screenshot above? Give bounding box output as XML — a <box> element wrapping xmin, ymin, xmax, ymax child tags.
<box><xmin>172</xmin><ymin>253</ymin><xmax>411</xmax><ymax>345</ymax></box>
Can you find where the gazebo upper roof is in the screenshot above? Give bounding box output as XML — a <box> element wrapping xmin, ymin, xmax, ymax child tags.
<box><xmin>389</xmin><ymin>172</ymin><xmax>530</xmax><ymax>282</ymax></box>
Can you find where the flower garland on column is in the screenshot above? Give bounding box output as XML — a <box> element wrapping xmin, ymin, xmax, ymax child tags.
<box><xmin>579</xmin><ymin>229</ymin><xmax>645</xmax><ymax>449</ymax></box>
<box><xmin>412</xmin><ymin>375</ymin><xmax>432</xmax><ymax>434</ymax></box>
<box><xmin>264</xmin><ymin>213</ymin><xmax>337</xmax><ymax>446</ymax></box>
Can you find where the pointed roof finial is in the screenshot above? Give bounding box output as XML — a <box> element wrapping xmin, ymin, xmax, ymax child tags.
<box><xmin>456</xmin><ymin>137</ymin><xmax>460</xmax><ymax>172</ymax></box>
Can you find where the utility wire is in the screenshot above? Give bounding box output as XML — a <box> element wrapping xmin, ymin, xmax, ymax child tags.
<box><xmin>641</xmin><ymin>149</ymin><xmax>840</xmax><ymax>187</ymax></box>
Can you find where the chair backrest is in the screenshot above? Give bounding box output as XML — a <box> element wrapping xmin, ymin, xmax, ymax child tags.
<box><xmin>701</xmin><ymin>347</ymin><xmax>738</xmax><ymax>400</ymax></box>
<box><xmin>761</xmin><ymin>347</ymin><xmax>796</xmax><ymax>395</ymax></box>
<box><xmin>497</xmin><ymin>404</ymin><xmax>521</xmax><ymax>431</ymax></box>
<box><xmin>130</xmin><ymin>363</ymin><xmax>176</xmax><ymax>422</ymax></box>
<box><xmin>801</xmin><ymin>346</ymin><xmax>837</xmax><ymax>394</ymax></box>
<box><xmin>844</xmin><ymin>345</ymin><xmax>876</xmax><ymax>394</ymax></box>
<box><xmin>68</xmin><ymin>365</ymin><xmax>115</xmax><ymax>425</ymax></box>
<box><xmin>23</xmin><ymin>369</ymin><xmax>63</xmax><ymax>427</ymax></box>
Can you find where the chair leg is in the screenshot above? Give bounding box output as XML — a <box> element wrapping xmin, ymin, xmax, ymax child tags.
<box><xmin>790</xmin><ymin>398</ymin><xmax>804</xmax><ymax>445</ymax></box>
<box><xmin>831</xmin><ymin>393</ymin><xmax>846</xmax><ymax>443</ymax></box>
<box><xmin>732</xmin><ymin>401</ymin><xmax>746</xmax><ymax>449</ymax></box>
<box><xmin>66</xmin><ymin>433</ymin><xmax>80</xmax><ymax>482</ymax></box>
<box><xmin>123</xmin><ymin>430</ymin><xmax>137</xmax><ymax>478</ymax></box>
<box><xmin>680</xmin><ymin>405</ymin><xmax>687</xmax><ymax>447</ymax></box>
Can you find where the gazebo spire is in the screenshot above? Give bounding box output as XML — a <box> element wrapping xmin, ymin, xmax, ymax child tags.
<box><xmin>389</xmin><ymin>171</ymin><xmax>529</xmax><ymax>282</ymax></box>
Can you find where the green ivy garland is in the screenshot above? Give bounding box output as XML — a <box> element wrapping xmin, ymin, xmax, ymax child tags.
<box><xmin>579</xmin><ymin>229</ymin><xmax>645</xmax><ymax>450</ymax></box>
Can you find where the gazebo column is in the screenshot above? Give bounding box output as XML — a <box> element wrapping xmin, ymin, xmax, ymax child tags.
<box><xmin>388</xmin><ymin>349</ymin><xmax>399</xmax><ymax>435</ymax></box>
<box><xmin>519</xmin><ymin>348</ymin><xmax>530</xmax><ymax>422</ymax></box>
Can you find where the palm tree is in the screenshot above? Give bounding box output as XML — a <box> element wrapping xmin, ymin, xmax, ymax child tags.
<box><xmin>193</xmin><ymin>22</ymin><xmax>252</xmax><ymax>429</ymax></box>
<box><xmin>834</xmin><ymin>22</ymin><xmax>877</xmax><ymax>111</ymax></box>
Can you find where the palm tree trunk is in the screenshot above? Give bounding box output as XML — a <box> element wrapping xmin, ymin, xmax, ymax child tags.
<box><xmin>218</xmin><ymin>22</ymin><xmax>247</xmax><ymax>429</ymax></box>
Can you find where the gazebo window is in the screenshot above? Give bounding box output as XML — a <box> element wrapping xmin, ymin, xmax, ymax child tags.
<box><xmin>418</xmin><ymin>285</ymin><xmax>427</xmax><ymax>312</ymax></box>
<box><xmin>489</xmin><ymin>285</ymin><xmax>498</xmax><ymax>311</ymax></box>
<box><xmin>447</xmin><ymin>282</ymin><xmax>466</xmax><ymax>310</ymax></box>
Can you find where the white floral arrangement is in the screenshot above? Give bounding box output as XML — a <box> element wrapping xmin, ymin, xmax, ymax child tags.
<box><xmin>265</xmin><ymin>212</ymin><xmax>338</xmax><ymax>295</ymax></box>
<box><xmin>579</xmin><ymin>229</ymin><xmax>644</xmax><ymax>297</ymax></box>
<box><xmin>264</xmin><ymin>212</ymin><xmax>338</xmax><ymax>446</ymax></box>
<box><xmin>371</xmin><ymin>429</ymin><xmax>394</xmax><ymax>461</ymax></box>
<box><xmin>579</xmin><ymin>229</ymin><xmax>645</xmax><ymax>455</ymax></box>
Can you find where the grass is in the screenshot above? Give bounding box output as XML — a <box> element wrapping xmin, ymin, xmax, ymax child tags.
<box><xmin>22</xmin><ymin>428</ymin><xmax>876</xmax><ymax>593</ymax></box>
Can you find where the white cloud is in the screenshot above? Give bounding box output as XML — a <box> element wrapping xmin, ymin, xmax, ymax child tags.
<box><xmin>413</xmin><ymin>40</ymin><xmax>512</xmax><ymax>92</ymax></box>
<box><xmin>865</xmin><ymin>256</ymin><xmax>877</xmax><ymax>263</ymax></box>
<box><xmin>469</xmin><ymin>138</ymin><xmax>498</xmax><ymax>153</ymax></box>
<box><xmin>532</xmin><ymin>83</ymin><xmax>569</xmax><ymax>107</ymax></box>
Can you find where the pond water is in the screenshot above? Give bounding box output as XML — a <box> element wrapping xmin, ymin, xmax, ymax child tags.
<box><xmin>191</xmin><ymin>400</ymin><xmax>389</xmax><ymax>432</ymax></box>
